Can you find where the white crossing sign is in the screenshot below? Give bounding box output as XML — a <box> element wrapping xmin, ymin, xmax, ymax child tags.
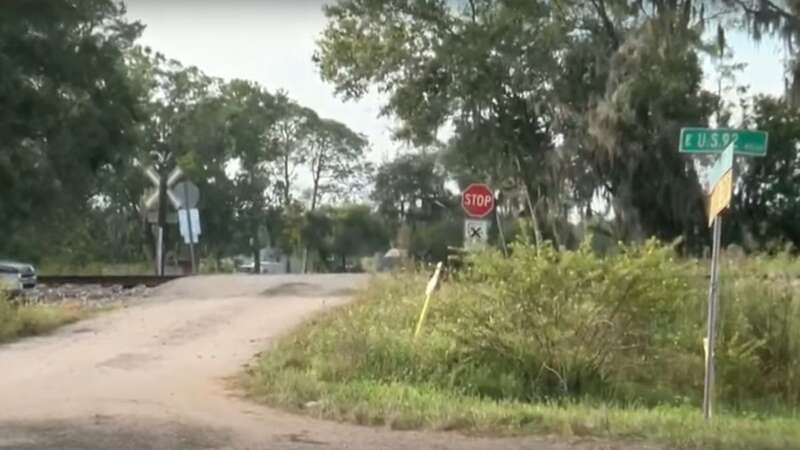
<box><xmin>144</xmin><ymin>166</ymin><xmax>184</xmax><ymax>211</ymax></box>
<box><xmin>464</xmin><ymin>219</ymin><xmax>490</xmax><ymax>251</ymax></box>
<box><xmin>178</xmin><ymin>208</ymin><xmax>201</xmax><ymax>244</ymax></box>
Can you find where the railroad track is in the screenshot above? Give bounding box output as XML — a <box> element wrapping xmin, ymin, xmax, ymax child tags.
<box><xmin>38</xmin><ymin>275</ymin><xmax>184</xmax><ymax>288</ymax></box>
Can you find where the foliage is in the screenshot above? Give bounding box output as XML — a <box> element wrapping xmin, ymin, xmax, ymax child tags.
<box><xmin>733</xmin><ymin>95</ymin><xmax>800</xmax><ymax>249</ymax></box>
<box><xmin>0</xmin><ymin>293</ymin><xmax>84</xmax><ymax>343</ymax></box>
<box><xmin>315</xmin><ymin>0</ymin><xmax>722</xmax><ymax>249</ymax></box>
<box><xmin>329</xmin><ymin>205</ymin><xmax>390</xmax><ymax>270</ymax></box>
<box><xmin>372</xmin><ymin>153</ymin><xmax>450</xmax><ymax>227</ymax></box>
<box><xmin>6</xmin><ymin>0</ymin><xmax>800</xmax><ymax>271</ymax></box>
<box><xmin>244</xmin><ymin>242</ymin><xmax>800</xmax><ymax>447</ymax></box>
<box><xmin>243</xmin><ymin>375</ymin><xmax>800</xmax><ymax>449</ymax></box>
<box><xmin>720</xmin><ymin>0</ymin><xmax>800</xmax><ymax>102</ymax></box>
<box><xmin>0</xmin><ymin>0</ymin><xmax>144</xmax><ymax>259</ymax></box>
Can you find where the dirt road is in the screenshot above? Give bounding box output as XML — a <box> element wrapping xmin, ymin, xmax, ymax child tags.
<box><xmin>0</xmin><ymin>275</ymin><xmax>615</xmax><ymax>450</ymax></box>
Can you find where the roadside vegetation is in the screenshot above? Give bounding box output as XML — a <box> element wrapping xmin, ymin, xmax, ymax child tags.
<box><xmin>0</xmin><ymin>292</ymin><xmax>85</xmax><ymax>343</ymax></box>
<box><xmin>243</xmin><ymin>240</ymin><xmax>800</xmax><ymax>449</ymax></box>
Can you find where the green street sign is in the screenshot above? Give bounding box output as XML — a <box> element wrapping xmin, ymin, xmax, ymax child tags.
<box><xmin>680</xmin><ymin>128</ymin><xmax>768</xmax><ymax>156</ymax></box>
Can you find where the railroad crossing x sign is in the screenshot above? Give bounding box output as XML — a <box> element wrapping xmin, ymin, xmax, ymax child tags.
<box><xmin>464</xmin><ymin>219</ymin><xmax>489</xmax><ymax>251</ymax></box>
<box><xmin>144</xmin><ymin>166</ymin><xmax>184</xmax><ymax>210</ymax></box>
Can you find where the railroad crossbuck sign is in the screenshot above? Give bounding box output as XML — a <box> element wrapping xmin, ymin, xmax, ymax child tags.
<box><xmin>144</xmin><ymin>166</ymin><xmax>184</xmax><ymax>211</ymax></box>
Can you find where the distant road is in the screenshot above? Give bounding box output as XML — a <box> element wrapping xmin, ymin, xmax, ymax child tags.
<box><xmin>0</xmin><ymin>274</ymin><xmax>603</xmax><ymax>450</ymax></box>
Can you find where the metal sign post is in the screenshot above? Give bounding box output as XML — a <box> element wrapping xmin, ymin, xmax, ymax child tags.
<box><xmin>703</xmin><ymin>215</ymin><xmax>722</xmax><ymax>420</ymax></box>
<box><xmin>679</xmin><ymin>128</ymin><xmax>768</xmax><ymax>422</ymax></box>
<box><xmin>143</xmin><ymin>166</ymin><xmax>202</xmax><ymax>276</ymax></box>
<box><xmin>156</xmin><ymin>226</ymin><xmax>164</xmax><ymax>277</ymax></box>
<box><xmin>145</xmin><ymin>166</ymin><xmax>182</xmax><ymax>276</ymax></box>
<box><xmin>701</xmin><ymin>142</ymin><xmax>734</xmax><ymax>421</ymax></box>
<box><xmin>182</xmin><ymin>182</ymin><xmax>196</xmax><ymax>274</ymax></box>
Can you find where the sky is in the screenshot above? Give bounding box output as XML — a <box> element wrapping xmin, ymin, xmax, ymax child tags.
<box><xmin>123</xmin><ymin>0</ymin><xmax>788</xmax><ymax>166</ymax></box>
<box><xmin>124</xmin><ymin>0</ymin><xmax>400</xmax><ymax>167</ymax></box>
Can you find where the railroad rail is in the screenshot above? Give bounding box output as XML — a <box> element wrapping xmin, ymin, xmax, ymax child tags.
<box><xmin>38</xmin><ymin>275</ymin><xmax>184</xmax><ymax>288</ymax></box>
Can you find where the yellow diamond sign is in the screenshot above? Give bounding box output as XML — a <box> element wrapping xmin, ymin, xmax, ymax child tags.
<box><xmin>708</xmin><ymin>169</ymin><xmax>733</xmax><ymax>227</ymax></box>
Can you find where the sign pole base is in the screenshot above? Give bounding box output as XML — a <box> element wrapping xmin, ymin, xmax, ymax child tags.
<box><xmin>703</xmin><ymin>216</ymin><xmax>722</xmax><ymax>421</ymax></box>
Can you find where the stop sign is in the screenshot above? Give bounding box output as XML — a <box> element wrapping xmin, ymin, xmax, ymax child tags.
<box><xmin>461</xmin><ymin>183</ymin><xmax>495</xmax><ymax>218</ymax></box>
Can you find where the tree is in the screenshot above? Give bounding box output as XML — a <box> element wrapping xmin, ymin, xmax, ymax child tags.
<box><xmin>329</xmin><ymin>205</ymin><xmax>389</xmax><ymax>270</ymax></box>
<box><xmin>315</xmin><ymin>0</ymin><xmax>567</xmax><ymax>247</ymax></box>
<box><xmin>720</xmin><ymin>0</ymin><xmax>800</xmax><ymax>102</ymax></box>
<box><xmin>297</xmin><ymin>116</ymin><xmax>369</xmax><ymax>271</ymax></box>
<box><xmin>222</xmin><ymin>80</ymin><xmax>281</xmax><ymax>273</ymax></box>
<box><xmin>267</xmin><ymin>93</ymin><xmax>315</xmax><ymax>208</ymax></box>
<box><xmin>176</xmin><ymin>89</ymin><xmax>240</xmax><ymax>269</ymax></box>
<box><xmin>304</xmin><ymin>117</ymin><xmax>370</xmax><ymax>211</ymax></box>
<box><xmin>0</xmin><ymin>0</ymin><xmax>144</xmax><ymax>259</ymax></box>
<box><xmin>372</xmin><ymin>152</ymin><xmax>450</xmax><ymax>229</ymax></box>
<box><xmin>577</xmin><ymin>4</ymin><xmax>718</xmax><ymax>246</ymax></box>
<box><xmin>732</xmin><ymin>95</ymin><xmax>800</xmax><ymax>249</ymax></box>
<box><xmin>316</xmin><ymin>0</ymin><xmax>723</xmax><ymax>251</ymax></box>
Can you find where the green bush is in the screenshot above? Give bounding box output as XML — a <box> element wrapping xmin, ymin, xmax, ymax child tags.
<box><xmin>717</xmin><ymin>253</ymin><xmax>800</xmax><ymax>408</ymax></box>
<box><xmin>439</xmin><ymin>240</ymin><xmax>703</xmax><ymax>403</ymax></box>
<box><xmin>248</xmin><ymin>239</ymin><xmax>800</xmax><ymax>418</ymax></box>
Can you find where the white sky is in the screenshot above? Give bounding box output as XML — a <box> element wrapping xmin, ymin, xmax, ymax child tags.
<box><xmin>123</xmin><ymin>0</ymin><xmax>788</xmax><ymax>166</ymax></box>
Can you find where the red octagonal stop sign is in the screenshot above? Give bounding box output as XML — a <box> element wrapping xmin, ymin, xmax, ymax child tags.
<box><xmin>461</xmin><ymin>183</ymin><xmax>495</xmax><ymax>218</ymax></box>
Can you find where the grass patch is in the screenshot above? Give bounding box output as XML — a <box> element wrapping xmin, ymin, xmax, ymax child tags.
<box><xmin>242</xmin><ymin>241</ymin><xmax>800</xmax><ymax>449</ymax></box>
<box><xmin>37</xmin><ymin>261</ymin><xmax>152</xmax><ymax>276</ymax></box>
<box><xmin>243</xmin><ymin>372</ymin><xmax>800</xmax><ymax>449</ymax></box>
<box><xmin>0</xmin><ymin>294</ymin><xmax>86</xmax><ymax>343</ymax></box>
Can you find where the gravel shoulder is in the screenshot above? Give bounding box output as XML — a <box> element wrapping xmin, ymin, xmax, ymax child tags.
<box><xmin>0</xmin><ymin>274</ymin><xmax>625</xmax><ymax>450</ymax></box>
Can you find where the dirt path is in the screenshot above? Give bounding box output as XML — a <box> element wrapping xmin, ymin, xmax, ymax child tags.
<box><xmin>0</xmin><ymin>275</ymin><xmax>619</xmax><ymax>450</ymax></box>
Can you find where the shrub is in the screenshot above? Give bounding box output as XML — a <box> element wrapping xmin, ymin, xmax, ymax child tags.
<box><xmin>433</xmin><ymin>240</ymin><xmax>703</xmax><ymax>403</ymax></box>
<box><xmin>253</xmin><ymin>239</ymin><xmax>800</xmax><ymax>412</ymax></box>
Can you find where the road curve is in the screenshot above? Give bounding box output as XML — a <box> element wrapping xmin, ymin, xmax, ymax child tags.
<box><xmin>0</xmin><ymin>274</ymin><xmax>606</xmax><ymax>450</ymax></box>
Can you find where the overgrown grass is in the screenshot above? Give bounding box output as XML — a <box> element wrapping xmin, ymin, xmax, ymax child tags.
<box><xmin>0</xmin><ymin>293</ymin><xmax>85</xmax><ymax>343</ymax></box>
<box><xmin>37</xmin><ymin>261</ymin><xmax>153</xmax><ymax>276</ymax></box>
<box><xmin>242</xmin><ymin>241</ymin><xmax>800</xmax><ymax>449</ymax></box>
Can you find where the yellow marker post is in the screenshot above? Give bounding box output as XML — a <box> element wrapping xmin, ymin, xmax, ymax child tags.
<box><xmin>414</xmin><ymin>262</ymin><xmax>443</xmax><ymax>339</ymax></box>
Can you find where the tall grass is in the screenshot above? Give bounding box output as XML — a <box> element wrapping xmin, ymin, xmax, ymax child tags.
<box><xmin>243</xmin><ymin>240</ymin><xmax>800</xmax><ymax>448</ymax></box>
<box><xmin>0</xmin><ymin>292</ymin><xmax>84</xmax><ymax>342</ymax></box>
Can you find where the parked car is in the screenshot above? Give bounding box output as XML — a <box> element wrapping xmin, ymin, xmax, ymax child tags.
<box><xmin>0</xmin><ymin>260</ymin><xmax>37</xmax><ymax>292</ymax></box>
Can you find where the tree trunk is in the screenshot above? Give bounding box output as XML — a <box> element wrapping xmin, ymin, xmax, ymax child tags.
<box><xmin>303</xmin><ymin>149</ymin><xmax>325</xmax><ymax>274</ymax></box>
<box><xmin>253</xmin><ymin>238</ymin><xmax>261</xmax><ymax>274</ymax></box>
<box><xmin>513</xmin><ymin>156</ymin><xmax>543</xmax><ymax>251</ymax></box>
<box><xmin>283</xmin><ymin>152</ymin><xmax>291</xmax><ymax>207</ymax></box>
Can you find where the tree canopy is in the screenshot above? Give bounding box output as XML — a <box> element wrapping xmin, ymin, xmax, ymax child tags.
<box><xmin>4</xmin><ymin>0</ymin><xmax>800</xmax><ymax>271</ymax></box>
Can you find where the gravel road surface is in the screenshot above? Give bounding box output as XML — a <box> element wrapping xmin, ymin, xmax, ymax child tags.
<box><xmin>0</xmin><ymin>274</ymin><xmax>626</xmax><ymax>450</ymax></box>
